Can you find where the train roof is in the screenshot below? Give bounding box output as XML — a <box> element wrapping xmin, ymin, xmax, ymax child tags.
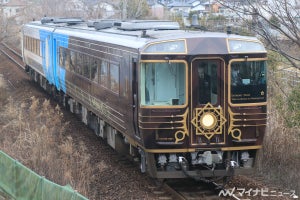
<box><xmin>23</xmin><ymin>18</ymin><xmax>267</xmax><ymax>54</ymax></box>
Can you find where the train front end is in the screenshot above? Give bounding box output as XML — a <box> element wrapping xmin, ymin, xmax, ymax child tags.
<box><xmin>138</xmin><ymin>34</ymin><xmax>267</xmax><ymax>180</ymax></box>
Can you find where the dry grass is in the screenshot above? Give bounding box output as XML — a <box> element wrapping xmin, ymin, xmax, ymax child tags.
<box><xmin>256</xmin><ymin>70</ymin><xmax>300</xmax><ymax>194</ymax></box>
<box><xmin>0</xmin><ymin>74</ymin><xmax>8</xmax><ymax>104</ymax></box>
<box><xmin>0</xmin><ymin>95</ymin><xmax>95</xmax><ymax>197</ymax></box>
<box><xmin>257</xmin><ymin>102</ymin><xmax>300</xmax><ymax>193</ymax></box>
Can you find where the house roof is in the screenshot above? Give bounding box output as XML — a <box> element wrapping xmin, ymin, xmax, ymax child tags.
<box><xmin>4</xmin><ymin>0</ymin><xmax>27</xmax><ymax>7</ymax></box>
<box><xmin>168</xmin><ymin>2</ymin><xmax>192</xmax><ymax>8</ymax></box>
<box><xmin>191</xmin><ymin>4</ymin><xmax>205</xmax><ymax>11</ymax></box>
<box><xmin>187</xmin><ymin>0</ymin><xmax>200</xmax><ymax>3</ymax></box>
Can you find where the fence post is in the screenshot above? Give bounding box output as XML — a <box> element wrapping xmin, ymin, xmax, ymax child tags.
<box><xmin>14</xmin><ymin>160</ymin><xmax>18</xmax><ymax>200</ymax></box>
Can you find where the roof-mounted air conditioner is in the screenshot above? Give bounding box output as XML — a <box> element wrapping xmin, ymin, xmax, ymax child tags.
<box><xmin>41</xmin><ymin>17</ymin><xmax>84</xmax><ymax>25</ymax></box>
<box><xmin>114</xmin><ymin>20</ymin><xmax>180</xmax><ymax>31</ymax></box>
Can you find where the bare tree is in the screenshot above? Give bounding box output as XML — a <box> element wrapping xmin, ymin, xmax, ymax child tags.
<box><xmin>80</xmin><ymin>2</ymin><xmax>104</xmax><ymax>19</ymax></box>
<box><xmin>126</xmin><ymin>0</ymin><xmax>149</xmax><ymax>19</ymax></box>
<box><xmin>22</xmin><ymin>0</ymin><xmax>84</xmax><ymax>22</ymax></box>
<box><xmin>0</xmin><ymin>6</ymin><xmax>18</xmax><ymax>44</ymax></box>
<box><xmin>108</xmin><ymin>0</ymin><xmax>149</xmax><ymax>20</ymax></box>
<box><xmin>217</xmin><ymin>0</ymin><xmax>300</xmax><ymax>69</ymax></box>
<box><xmin>0</xmin><ymin>6</ymin><xmax>5</xmax><ymax>43</ymax></box>
<box><xmin>78</xmin><ymin>0</ymin><xmax>116</xmax><ymax>19</ymax></box>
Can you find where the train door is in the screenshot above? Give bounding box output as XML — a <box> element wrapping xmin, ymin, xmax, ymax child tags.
<box><xmin>190</xmin><ymin>59</ymin><xmax>226</xmax><ymax>146</ymax></box>
<box><xmin>132</xmin><ymin>58</ymin><xmax>141</xmax><ymax>139</ymax></box>
<box><xmin>51</xmin><ymin>35</ymin><xmax>67</xmax><ymax>93</ymax></box>
<box><xmin>52</xmin><ymin>38</ymin><xmax>60</xmax><ymax>90</ymax></box>
<box><xmin>40</xmin><ymin>30</ymin><xmax>54</xmax><ymax>85</ymax></box>
<box><xmin>53</xmin><ymin>33</ymin><xmax>69</xmax><ymax>93</ymax></box>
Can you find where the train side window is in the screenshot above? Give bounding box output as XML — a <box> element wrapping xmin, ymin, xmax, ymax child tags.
<box><xmin>33</xmin><ymin>38</ymin><xmax>36</xmax><ymax>53</ymax></box>
<box><xmin>64</xmin><ymin>49</ymin><xmax>70</xmax><ymax>71</ymax></box>
<box><xmin>26</xmin><ymin>36</ymin><xmax>30</xmax><ymax>51</ymax></box>
<box><xmin>90</xmin><ymin>58</ymin><xmax>99</xmax><ymax>83</ymax></box>
<box><xmin>100</xmin><ymin>60</ymin><xmax>108</xmax><ymax>87</ymax></box>
<box><xmin>59</xmin><ymin>47</ymin><xmax>66</xmax><ymax>68</ymax></box>
<box><xmin>30</xmin><ymin>37</ymin><xmax>33</xmax><ymax>52</ymax></box>
<box><xmin>24</xmin><ymin>36</ymin><xmax>27</xmax><ymax>49</ymax></box>
<box><xmin>28</xmin><ymin>37</ymin><xmax>32</xmax><ymax>52</ymax></box>
<box><xmin>34</xmin><ymin>39</ymin><xmax>38</xmax><ymax>55</ymax></box>
<box><xmin>28</xmin><ymin>37</ymin><xmax>30</xmax><ymax>50</ymax></box>
<box><xmin>110</xmin><ymin>63</ymin><xmax>119</xmax><ymax>94</ymax></box>
<box><xmin>24</xmin><ymin>36</ymin><xmax>26</xmax><ymax>49</ymax></box>
<box><xmin>32</xmin><ymin>38</ymin><xmax>34</xmax><ymax>53</ymax></box>
<box><xmin>32</xmin><ymin>38</ymin><xmax>35</xmax><ymax>53</ymax></box>
<box><xmin>29</xmin><ymin>37</ymin><xmax>31</xmax><ymax>52</ymax></box>
<box><xmin>76</xmin><ymin>52</ymin><xmax>83</xmax><ymax>75</ymax></box>
<box><xmin>37</xmin><ymin>39</ymin><xmax>41</xmax><ymax>56</ymax></box>
<box><xmin>33</xmin><ymin>38</ymin><xmax>35</xmax><ymax>53</ymax></box>
<box><xmin>27</xmin><ymin>37</ymin><xmax>29</xmax><ymax>50</ymax></box>
<box><xmin>27</xmin><ymin>37</ymin><xmax>30</xmax><ymax>50</ymax></box>
<box><xmin>82</xmin><ymin>54</ymin><xmax>90</xmax><ymax>79</ymax></box>
<box><xmin>69</xmin><ymin>51</ymin><xmax>76</xmax><ymax>73</ymax></box>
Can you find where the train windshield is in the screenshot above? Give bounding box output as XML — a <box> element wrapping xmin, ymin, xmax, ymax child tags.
<box><xmin>140</xmin><ymin>62</ymin><xmax>186</xmax><ymax>106</ymax></box>
<box><xmin>230</xmin><ymin>60</ymin><xmax>267</xmax><ymax>104</ymax></box>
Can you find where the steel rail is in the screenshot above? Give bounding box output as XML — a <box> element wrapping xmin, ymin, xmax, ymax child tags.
<box><xmin>0</xmin><ymin>42</ymin><xmax>25</xmax><ymax>70</ymax></box>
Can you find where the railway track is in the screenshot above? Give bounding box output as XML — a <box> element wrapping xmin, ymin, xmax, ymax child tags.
<box><xmin>163</xmin><ymin>179</ymin><xmax>221</xmax><ymax>200</ymax></box>
<box><xmin>0</xmin><ymin>42</ymin><xmax>25</xmax><ymax>70</ymax></box>
<box><xmin>148</xmin><ymin>178</ymin><xmax>241</xmax><ymax>200</ymax></box>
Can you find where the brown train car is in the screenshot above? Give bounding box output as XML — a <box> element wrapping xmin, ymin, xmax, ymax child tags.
<box><xmin>22</xmin><ymin>18</ymin><xmax>267</xmax><ymax>182</ymax></box>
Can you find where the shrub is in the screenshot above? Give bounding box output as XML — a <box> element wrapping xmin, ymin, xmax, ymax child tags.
<box><xmin>0</xmin><ymin>96</ymin><xmax>95</xmax><ymax>197</ymax></box>
<box><xmin>0</xmin><ymin>74</ymin><xmax>8</xmax><ymax>103</ymax></box>
<box><xmin>286</xmin><ymin>86</ymin><xmax>300</xmax><ymax>128</ymax></box>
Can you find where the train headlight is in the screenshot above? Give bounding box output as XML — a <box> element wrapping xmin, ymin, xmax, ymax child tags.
<box><xmin>200</xmin><ymin>112</ymin><xmax>217</xmax><ymax>129</ymax></box>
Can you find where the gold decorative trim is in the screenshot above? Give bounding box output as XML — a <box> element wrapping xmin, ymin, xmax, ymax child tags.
<box><xmin>228</xmin><ymin>107</ymin><xmax>241</xmax><ymax>140</ymax></box>
<box><xmin>174</xmin><ymin>109</ymin><xmax>189</xmax><ymax>143</ymax></box>
<box><xmin>221</xmin><ymin>145</ymin><xmax>262</xmax><ymax>151</ymax></box>
<box><xmin>228</xmin><ymin>107</ymin><xmax>267</xmax><ymax>141</ymax></box>
<box><xmin>191</xmin><ymin>103</ymin><xmax>227</xmax><ymax>140</ymax></box>
<box><xmin>143</xmin><ymin>145</ymin><xmax>263</xmax><ymax>153</ymax></box>
<box><xmin>139</xmin><ymin>108</ymin><xmax>189</xmax><ymax>144</ymax></box>
<box><xmin>65</xmin><ymin>80</ymin><xmax>126</xmax><ymax>129</ymax></box>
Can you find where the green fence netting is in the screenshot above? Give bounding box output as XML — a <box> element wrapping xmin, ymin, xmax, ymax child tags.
<box><xmin>0</xmin><ymin>151</ymin><xmax>89</xmax><ymax>200</ymax></box>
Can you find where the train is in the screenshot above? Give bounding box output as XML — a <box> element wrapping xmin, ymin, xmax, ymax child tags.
<box><xmin>22</xmin><ymin>17</ymin><xmax>267</xmax><ymax>183</ymax></box>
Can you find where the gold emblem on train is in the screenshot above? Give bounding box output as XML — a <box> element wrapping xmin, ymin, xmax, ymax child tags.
<box><xmin>191</xmin><ymin>103</ymin><xmax>227</xmax><ymax>140</ymax></box>
<box><xmin>174</xmin><ymin>109</ymin><xmax>189</xmax><ymax>144</ymax></box>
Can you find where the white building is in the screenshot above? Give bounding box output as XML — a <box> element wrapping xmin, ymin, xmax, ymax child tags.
<box><xmin>0</xmin><ymin>0</ymin><xmax>9</xmax><ymax>4</ymax></box>
<box><xmin>168</xmin><ymin>2</ymin><xmax>192</xmax><ymax>15</ymax></box>
<box><xmin>1</xmin><ymin>0</ymin><xmax>27</xmax><ymax>19</ymax></box>
<box><xmin>151</xmin><ymin>3</ymin><xmax>165</xmax><ymax>19</ymax></box>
